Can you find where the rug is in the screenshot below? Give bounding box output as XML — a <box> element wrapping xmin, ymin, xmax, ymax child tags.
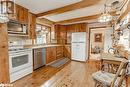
<box><xmin>49</xmin><ymin>58</ymin><xmax>70</xmax><ymax>68</ymax></box>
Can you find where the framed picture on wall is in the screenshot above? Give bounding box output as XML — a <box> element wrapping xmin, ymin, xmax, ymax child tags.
<box><xmin>94</xmin><ymin>33</ymin><xmax>102</xmax><ymax>42</ymax></box>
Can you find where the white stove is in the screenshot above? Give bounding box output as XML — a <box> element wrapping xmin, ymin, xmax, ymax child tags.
<box><xmin>8</xmin><ymin>46</ymin><xmax>33</xmax><ymax>82</ymax></box>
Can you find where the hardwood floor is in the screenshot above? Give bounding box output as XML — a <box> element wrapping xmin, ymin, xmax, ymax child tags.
<box><xmin>13</xmin><ymin>60</ymin><xmax>130</xmax><ymax>87</ymax></box>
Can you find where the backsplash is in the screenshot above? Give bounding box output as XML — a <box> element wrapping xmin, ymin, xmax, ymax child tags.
<box><xmin>8</xmin><ymin>36</ymin><xmax>32</xmax><ymax>46</ymax></box>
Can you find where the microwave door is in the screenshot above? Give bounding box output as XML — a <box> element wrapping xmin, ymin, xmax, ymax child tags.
<box><xmin>8</xmin><ymin>22</ymin><xmax>27</xmax><ymax>34</ymax></box>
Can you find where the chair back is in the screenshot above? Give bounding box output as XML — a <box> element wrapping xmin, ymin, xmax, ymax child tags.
<box><xmin>111</xmin><ymin>59</ymin><xmax>129</xmax><ymax>87</ymax></box>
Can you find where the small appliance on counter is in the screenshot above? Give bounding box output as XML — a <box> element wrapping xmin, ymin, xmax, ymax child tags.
<box><xmin>8</xmin><ymin>45</ymin><xmax>33</xmax><ymax>82</ymax></box>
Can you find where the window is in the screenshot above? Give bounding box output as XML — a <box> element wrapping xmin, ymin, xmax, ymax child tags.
<box><xmin>118</xmin><ymin>29</ymin><xmax>130</xmax><ymax>50</ymax></box>
<box><xmin>36</xmin><ymin>24</ymin><xmax>51</xmax><ymax>44</ymax></box>
<box><xmin>118</xmin><ymin>13</ymin><xmax>130</xmax><ymax>50</ymax></box>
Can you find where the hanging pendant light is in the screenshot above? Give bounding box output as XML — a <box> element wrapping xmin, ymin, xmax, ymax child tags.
<box><xmin>0</xmin><ymin>0</ymin><xmax>15</xmax><ymax>23</ymax></box>
<box><xmin>98</xmin><ymin>13</ymin><xmax>112</xmax><ymax>23</ymax></box>
<box><xmin>98</xmin><ymin>4</ymin><xmax>113</xmax><ymax>23</ymax></box>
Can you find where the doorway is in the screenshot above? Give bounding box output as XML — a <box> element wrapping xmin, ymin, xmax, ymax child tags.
<box><xmin>89</xmin><ymin>28</ymin><xmax>113</xmax><ymax>60</ymax></box>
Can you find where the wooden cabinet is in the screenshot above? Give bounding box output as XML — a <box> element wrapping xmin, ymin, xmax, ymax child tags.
<box><xmin>9</xmin><ymin>4</ymin><xmax>29</xmax><ymax>24</ymax></box>
<box><xmin>46</xmin><ymin>47</ymin><xmax>56</xmax><ymax>64</ymax></box>
<box><xmin>56</xmin><ymin>46</ymin><xmax>63</xmax><ymax>59</ymax></box>
<box><xmin>17</xmin><ymin>5</ymin><xmax>28</xmax><ymax>24</ymax></box>
<box><xmin>18</xmin><ymin>6</ymin><xmax>28</xmax><ymax>23</ymax></box>
<box><xmin>46</xmin><ymin>46</ymin><xmax>64</xmax><ymax>64</ymax></box>
<box><xmin>28</xmin><ymin>13</ymin><xmax>36</xmax><ymax>39</ymax></box>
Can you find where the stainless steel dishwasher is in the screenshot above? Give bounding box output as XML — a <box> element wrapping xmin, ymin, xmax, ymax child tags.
<box><xmin>33</xmin><ymin>48</ymin><xmax>46</xmax><ymax>70</ymax></box>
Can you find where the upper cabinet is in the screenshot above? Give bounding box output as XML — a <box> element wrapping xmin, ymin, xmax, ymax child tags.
<box><xmin>9</xmin><ymin>4</ymin><xmax>29</xmax><ymax>24</ymax></box>
<box><xmin>17</xmin><ymin>5</ymin><xmax>29</xmax><ymax>24</ymax></box>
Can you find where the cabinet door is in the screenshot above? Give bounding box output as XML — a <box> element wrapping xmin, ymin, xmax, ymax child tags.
<box><xmin>56</xmin><ymin>46</ymin><xmax>63</xmax><ymax>59</ymax></box>
<box><xmin>51</xmin><ymin>47</ymin><xmax>56</xmax><ymax>62</ymax></box>
<box><xmin>46</xmin><ymin>47</ymin><xmax>51</xmax><ymax>64</ymax></box>
<box><xmin>9</xmin><ymin>4</ymin><xmax>18</xmax><ymax>20</ymax></box>
<box><xmin>46</xmin><ymin>47</ymin><xmax>56</xmax><ymax>64</ymax></box>
<box><xmin>14</xmin><ymin>5</ymin><xmax>28</xmax><ymax>24</ymax></box>
<box><xmin>18</xmin><ymin>6</ymin><xmax>24</xmax><ymax>23</ymax></box>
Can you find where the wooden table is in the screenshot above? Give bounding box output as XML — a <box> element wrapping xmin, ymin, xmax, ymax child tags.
<box><xmin>101</xmin><ymin>56</ymin><xmax>124</xmax><ymax>73</ymax></box>
<box><xmin>100</xmin><ymin>53</ymin><xmax>129</xmax><ymax>87</ymax></box>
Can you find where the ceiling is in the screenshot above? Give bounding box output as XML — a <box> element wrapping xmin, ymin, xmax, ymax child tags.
<box><xmin>15</xmin><ymin>0</ymin><xmax>82</xmax><ymax>14</ymax></box>
<box><xmin>43</xmin><ymin>4</ymin><xmax>104</xmax><ymax>22</ymax></box>
<box><xmin>15</xmin><ymin>0</ymin><xmax>126</xmax><ymax>23</ymax></box>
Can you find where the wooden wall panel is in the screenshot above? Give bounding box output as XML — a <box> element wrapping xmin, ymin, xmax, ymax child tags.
<box><xmin>28</xmin><ymin>13</ymin><xmax>36</xmax><ymax>39</ymax></box>
<box><xmin>55</xmin><ymin>23</ymin><xmax>88</xmax><ymax>58</ymax></box>
<box><xmin>63</xmin><ymin>45</ymin><xmax>71</xmax><ymax>59</ymax></box>
<box><xmin>55</xmin><ymin>23</ymin><xmax>87</xmax><ymax>44</ymax></box>
<box><xmin>0</xmin><ymin>24</ymin><xmax>9</xmax><ymax>83</ymax></box>
<box><xmin>66</xmin><ymin>23</ymin><xmax>87</xmax><ymax>43</ymax></box>
<box><xmin>55</xmin><ymin>25</ymin><xmax>67</xmax><ymax>44</ymax></box>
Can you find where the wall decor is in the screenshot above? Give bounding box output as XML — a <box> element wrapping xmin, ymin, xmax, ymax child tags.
<box><xmin>94</xmin><ymin>33</ymin><xmax>102</xmax><ymax>42</ymax></box>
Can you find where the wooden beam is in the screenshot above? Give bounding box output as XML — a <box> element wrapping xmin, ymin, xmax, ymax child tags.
<box><xmin>118</xmin><ymin>0</ymin><xmax>130</xmax><ymax>21</ymax></box>
<box><xmin>89</xmin><ymin>26</ymin><xmax>111</xmax><ymax>29</ymax></box>
<box><xmin>36</xmin><ymin>0</ymin><xmax>101</xmax><ymax>17</ymax></box>
<box><xmin>55</xmin><ymin>12</ymin><xmax>118</xmax><ymax>25</ymax></box>
<box><xmin>55</xmin><ymin>14</ymin><xmax>101</xmax><ymax>25</ymax></box>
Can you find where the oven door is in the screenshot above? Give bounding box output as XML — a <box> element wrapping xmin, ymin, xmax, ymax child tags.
<box><xmin>9</xmin><ymin>50</ymin><xmax>32</xmax><ymax>73</ymax></box>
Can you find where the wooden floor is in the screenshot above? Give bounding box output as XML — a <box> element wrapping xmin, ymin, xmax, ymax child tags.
<box><xmin>13</xmin><ymin>60</ymin><xmax>130</xmax><ymax>87</ymax></box>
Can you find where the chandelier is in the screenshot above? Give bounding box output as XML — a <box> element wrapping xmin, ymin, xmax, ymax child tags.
<box><xmin>98</xmin><ymin>4</ymin><xmax>112</xmax><ymax>23</ymax></box>
<box><xmin>0</xmin><ymin>0</ymin><xmax>15</xmax><ymax>23</ymax></box>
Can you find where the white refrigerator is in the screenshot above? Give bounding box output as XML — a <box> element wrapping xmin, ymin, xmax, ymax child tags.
<box><xmin>71</xmin><ymin>32</ymin><xmax>88</xmax><ymax>62</ymax></box>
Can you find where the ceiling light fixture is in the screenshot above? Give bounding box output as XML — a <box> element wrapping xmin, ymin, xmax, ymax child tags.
<box><xmin>0</xmin><ymin>0</ymin><xmax>15</xmax><ymax>23</ymax></box>
<box><xmin>98</xmin><ymin>4</ymin><xmax>112</xmax><ymax>23</ymax></box>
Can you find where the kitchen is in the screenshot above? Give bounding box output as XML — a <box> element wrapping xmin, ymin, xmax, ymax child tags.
<box><xmin>0</xmin><ymin>0</ymin><xmax>130</xmax><ymax>87</ymax></box>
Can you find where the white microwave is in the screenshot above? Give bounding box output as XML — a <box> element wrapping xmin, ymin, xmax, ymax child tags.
<box><xmin>7</xmin><ymin>20</ymin><xmax>28</xmax><ymax>35</ymax></box>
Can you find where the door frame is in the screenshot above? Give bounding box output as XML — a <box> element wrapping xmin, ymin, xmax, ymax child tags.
<box><xmin>88</xmin><ymin>26</ymin><xmax>108</xmax><ymax>60</ymax></box>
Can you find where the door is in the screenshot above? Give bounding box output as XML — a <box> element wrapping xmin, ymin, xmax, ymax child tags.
<box><xmin>71</xmin><ymin>43</ymin><xmax>86</xmax><ymax>61</ymax></box>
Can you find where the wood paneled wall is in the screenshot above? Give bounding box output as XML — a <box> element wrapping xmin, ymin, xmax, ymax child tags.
<box><xmin>66</xmin><ymin>23</ymin><xmax>87</xmax><ymax>32</ymax></box>
<box><xmin>28</xmin><ymin>13</ymin><xmax>36</xmax><ymax>40</ymax></box>
<box><xmin>0</xmin><ymin>24</ymin><xmax>9</xmax><ymax>83</ymax></box>
<box><xmin>55</xmin><ymin>23</ymin><xmax>88</xmax><ymax>58</ymax></box>
<box><xmin>55</xmin><ymin>25</ymin><xmax>67</xmax><ymax>44</ymax></box>
<box><xmin>55</xmin><ymin>23</ymin><xmax>87</xmax><ymax>44</ymax></box>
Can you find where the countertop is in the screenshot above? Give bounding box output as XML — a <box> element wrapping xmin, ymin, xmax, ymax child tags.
<box><xmin>101</xmin><ymin>53</ymin><xmax>127</xmax><ymax>62</ymax></box>
<box><xmin>24</xmin><ymin>44</ymin><xmax>63</xmax><ymax>49</ymax></box>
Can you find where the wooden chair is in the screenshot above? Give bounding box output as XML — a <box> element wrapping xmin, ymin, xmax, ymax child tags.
<box><xmin>92</xmin><ymin>59</ymin><xmax>129</xmax><ymax>87</ymax></box>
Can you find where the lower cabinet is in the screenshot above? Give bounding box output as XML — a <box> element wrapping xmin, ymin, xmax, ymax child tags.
<box><xmin>46</xmin><ymin>47</ymin><xmax>56</xmax><ymax>64</ymax></box>
<box><xmin>56</xmin><ymin>46</ymin><xmax>63</xmax><ymax>60</ymax></box>
<box><xmin>46</xmin><ymin>46</ymin><xmax>64</xmax><ymax>64</ymax></box>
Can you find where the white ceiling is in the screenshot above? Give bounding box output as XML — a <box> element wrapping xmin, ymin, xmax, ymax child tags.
<box><xmin>43</xmin><ymin>0</ymin><xmax>125</xmax><ymax>22</ymax></box>
<box><xmin>15</xmin><ymin>0</ymin><xmax>125</xmax><ymax>22</ymax></box>
<box><xmin>15</xmin><ymin>0</ymin><xmax>82</xmax><ymax>14</ymax></box>
<box><xmin>43</xmin><ymin>4</ymin><xmax>104</xmax><ymax>22</ymax></box>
